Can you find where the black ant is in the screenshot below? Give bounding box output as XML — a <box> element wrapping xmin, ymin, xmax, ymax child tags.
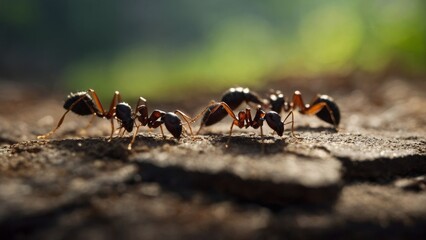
<box><xmin>199</xmin><ymin>87</ymin><xmax>340</xmax><ymax>131</ymax></box>
<box><xmin>114</xmin><ymin>97</ymin><xmax>194</xmax><ymax>150</ymax></box>
<box><xmin>198</xmin><ymin>87</ymin><xmax>267</xmax><ymax>133</ymax></box>
<box><xmin>268</xmin><ymin>90</ymin><xmax>340</xmax><ymax>128</ymax></box>
<box><xmin>37</xmin><ymin>89</ymin><xmax>122</xmax><ymax>140</ymax></box>
<box><xmin>195</xmin><ymin>102</ymin><xmax>295</xmax><ymax>148</ymax></box>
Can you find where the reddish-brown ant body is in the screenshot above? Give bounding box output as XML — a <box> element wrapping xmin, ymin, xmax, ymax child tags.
<box><xmin>114</xmin><ymin>97</ymin><xmax>193</xmax><ymax>150</ymax></box>
<box><xmin>38</xmin><ymin>87</ymin><xmax>340</xmax><ymax>151</ymax></box>
<box><xmin>196</xmin><ymin>102</ymin><xmax>295</xmax><ymax>147</ymax></box>
<box><xmin>115</xmin><ymin>102</ymin><xmax>135</xmax><ymax>133</ymax></box>
<box><xmin>199</xmin><ymin>87</ymin><xmax>340</xmax><ymax>131</ymax></box>
<box><xmin>268</xmin><ymin>90</ymin><xmax>340</xmax><ymax>127</ymax></box>
<box><xmin>198</xmin><ymin>87</ymin><xmax>267</xmax><ymax>133</ymax></box>
<box><xmin>37</xmin><ymin>89</ymin><xmax>122</xmax><ymax>140</ymax></box>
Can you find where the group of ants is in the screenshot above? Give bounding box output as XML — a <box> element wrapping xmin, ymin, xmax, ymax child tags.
<box><xmin>37</xmin><ymin>87</ymin><xmax>341</xmax><ymax>150</ymax></box>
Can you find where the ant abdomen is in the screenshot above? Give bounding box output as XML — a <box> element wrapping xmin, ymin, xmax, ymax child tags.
<box><xmin>201</xmin><ymin>103</ymin><xmax>227</xmax><ymax>127</ymax></box>
<box><xmin>312</xmin><ymin>95</ymin><xmax>340</xmax><ymax>126</ymax></box>
<box><xmin>63</xmin><ymin>92</ymin><xmax>98</xmax><ymax>116</ymax></box>
<box><xmin>265</xmin><ymin>111</ymin><xmax>284</xmax><ymax>136</ymax></box>
<box><xmin>38</xmin><ymin>89</ymin><xmax>122</xmax><ymax>140</ymax></box>
<box><xmin>163</xmin><ymin>113</ymin><xmax>183</xmax><ymax>139</ymax></box>
<box><xmin>115</xmin><ymin>103</ymin><xmax>134</xmax><ymax>132</ymax></box>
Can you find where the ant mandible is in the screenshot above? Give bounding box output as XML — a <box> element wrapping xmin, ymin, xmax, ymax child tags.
<box><xmin>196</xmin><ymin>101</ymin><xmax>295</xmax><ymax>148</ymax></box>
<box><xmin>197</xmin><ymin>87</ymin><xmax>267</xmax><ymax>133</ymax></box>
<box><xmin>114</xmin><ymin>97</ymin><xmax>194</xmax><ymax>150</ymax></box>
<box><xmin>268</xmin><ymin>90</ymin><xmax>340</xmax><ymax>128</ymax></box>
<box><xmin>37</xmin><ymin>89</ymin><xmax>122</xmax><ymax>141</ymax></box>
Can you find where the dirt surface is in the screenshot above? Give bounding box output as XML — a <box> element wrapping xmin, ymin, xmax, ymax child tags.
<box><xmin>0</xmin><ymin>76</ymin><xmax>425</xmax><ymax>239</ymax></box>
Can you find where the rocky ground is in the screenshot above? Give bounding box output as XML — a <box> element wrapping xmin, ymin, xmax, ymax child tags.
<box><xmin>0</xmin><ymin>75</ymin><xmax>425</xmax><ymax>239</ymax></box>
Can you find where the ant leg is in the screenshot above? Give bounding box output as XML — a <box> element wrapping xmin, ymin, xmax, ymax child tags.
<box><xmin>105</xmin><ymin>91</ymin><xmax>121</xmax><ymax>119</ymax></box>
<box><xmin>244</xmin><ymin>108</ymin><xmax>253</xmax><ymax>128</ymax></box>
<box><xmin>87</xmin><ymin>89</ymin><xmax>120</xmax><ymax>140</ymax></box>
<box><xmin>181</xmin><ymin>125</ymin><xmax>189</xmax><ymax>137</ymax></box>
<box><xmin>84</xmin><ymin>114</ymin><xmax>97</xmax><ymax>130</ymax></box>
<box><xmin>293</xmin><ymin>92</ymin><xmax>338</xmax><ymax>128</ymax></box>
<box><xmin>119</xmin><ymin>127</ymin><xmax>126</xmax><ymax>137</ymax></box>
<box><xmin>282</xmin><ymin>111</ymin><xmax>296</xmax><ymax>137</ymax></box>
<box><xmin>37</xmin><ymin>94</ymin><xmax>90</xmax><ymax>139</ymax></box>
<box><xmin>37</xmin><ymin>109</ymin><xmax>73</xmax><ymax>139</ymax></box>
<box><xmin>88</xmin><ymin>89</ymin><xmax>106</xmax><ymax>114</ymax></box>
<box><xmin>205</xmin><ymin>102</ymin><xmax>241</xmax><ymax>148</ymax></box>
<box><xmin>108</xmin><ymin>118</ymin><xmax>115</xmax><ymax>142</ymax></box>
<box><xmin>192</xmin><ymin>100</ymin><xmax>221</xmax><ymax>134</ymax></box>
<box><xmin>299</xmin><ymin>101</ymin><xmax>326</xmax><ymax>115</ymax></box>
<box><xmin>193</xmin><ymin>101</ymin><xmax>240</xmax><ymax>146</ymax></box>
<box><xmin>305</xmin><ymin>101</ymin><xmax>338</xmax><ymax>128</ymax></box>
<box><xmin>174</xmin><ymin>110</ymin><xmax>194</xmax><ymax>137</ymax></box>
<box><xmin>260</xmin><ymin>125</ymin><xmax>265</xmax><ymax>153</ymax></box>
<box><xmin>128</xmin><ymin>125</ymin><xmax>141</xmax><ymax>150</ymax></box>
<box><xmin>290</xmin><ymin>91</ymin><xmax>308</xmax><ymax>112</ymax></box>
<box><xmin>196</xmin><ymin>123</ymin><xmax>205</xmax><ymax>135</ymax></box>
<box><xmin>225</xmin><ymin>123</ymin><xmax>235</xmax><ymax>148</ymax></box>
<box><xmin>291</xmin><ymin>91</ymin><xmax>339</xmax><ymax>129</ymax></box>
<box><xmin>191</xmin><ymin>101</ymin><xmax>217</xmax><ymax>122</ymax></box>
<box><xmin>159</xmin><ymin>125</ymin><xmax>166</xmax><ymax>140</ymax></box>
<box><xmin>105</xmin><ymin>91</ymin><xmax>122</xmax><ymax>141</ymax></box>
<box><xmin>216</xmin><ymin>102</ymin><xmax>239</xmax><ymax>120</ymax></box>
<box><xmin>300</xmin><ymin>101</ymin><xmax>338</xmax><ymax>128</ymax></box>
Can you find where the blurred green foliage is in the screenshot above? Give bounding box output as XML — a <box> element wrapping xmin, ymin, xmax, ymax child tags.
<box><xmin>1</xmin><ymin>0</ymin><xmax>425</xmax><ymax>100</ymax></box>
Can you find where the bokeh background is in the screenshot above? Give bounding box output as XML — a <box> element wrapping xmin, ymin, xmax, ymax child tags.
<box><xmin>1</xmin><ymin>0</ymin><xmax>425</xmax><ymax>101</ymax></box>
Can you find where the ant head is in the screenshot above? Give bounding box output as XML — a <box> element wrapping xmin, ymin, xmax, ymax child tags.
<box><xmin>115</xmin><ymin>103</ymin><xmax>134</xmax><ymax>132</ymax></box>
<box><xmin>269</xmin><ymin>91</ymin><xmax>285</xmax><ymax>113</ymax></box>
<box><xmin>265</xmin><ymin>111</ymin><xmax>284</xmax><ymax>136</ymax></box>
<box><xmin>163</xmin><ymin>112</ymin><xmax>183</xmax><ymax>139</ymax></box>
<box><xmin>312</xmin><ymin>95</ymin><xmax>340</xmax><ymax>127</ymax></box>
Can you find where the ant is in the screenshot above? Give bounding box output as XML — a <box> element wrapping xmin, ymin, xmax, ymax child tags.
<box><xmin>195</xmin><ymin>102</ymin><xmax>295</xmax><ymax>148</ymax></box>
<box><xmin>37</xmin><ymin>89</ymin><xmax>122</xmax><ymax>140</ymax></box>
<box><xmin>268</xmin><ymin>90</ymin><xmax>340</xmax><ymax>128</ymax></box>
<box><xmin>114</xmin><ymin>97</ymin><xmax>194</xmax><ymax>150</ymax></box>
<box><xmin>199</xmin><ymin>87</ymin><xmax>340</xmax><ymax>132</ymax></box>
<box><xmin>198</xmin><ymin>87</ymin><xmax>267</xmax><ymax>133</ymax></box>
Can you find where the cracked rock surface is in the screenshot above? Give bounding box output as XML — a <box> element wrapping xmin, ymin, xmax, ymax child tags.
<box><xmin>0</xmin><ymin>77</ymin><xmax>425</xmax><ymax>239</ymax></box>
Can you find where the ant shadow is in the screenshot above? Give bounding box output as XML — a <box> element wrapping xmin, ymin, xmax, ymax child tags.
<box><xmin>294</xmin><ymin>126</ymin><xmax>338</xmax><ymax>133</ymax></box>
<box><xmin>49</xmin><ymin>134</ymin><xmax>178</xmax><ymax>160</ymax></box>
<box><xmin>128</xmin><ymin>134</ymin><xmax>179</xmax><ymax>149</ymax></box>
<box><xmin>211</xmin><ymin>134</ymin><xmax>288</xmax><ymax>155</ymax></box>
